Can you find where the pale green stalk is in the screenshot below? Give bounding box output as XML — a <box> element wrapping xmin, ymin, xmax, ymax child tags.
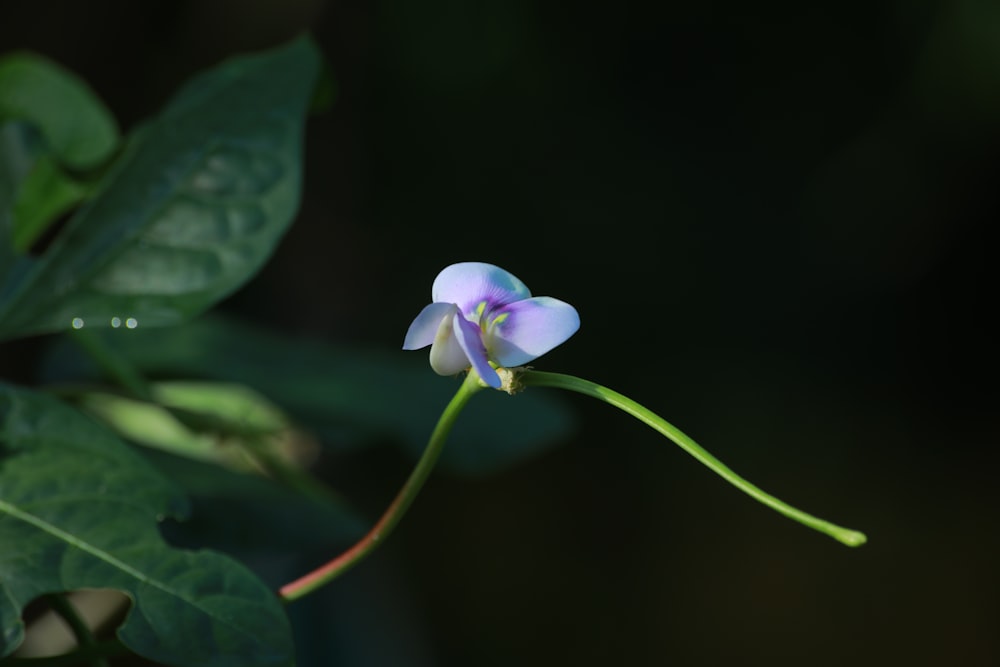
<box><xmin>520</xmin><ymin>370</ymin><xmax>866</xmax><ymax>547</ymax></box>
<box><xmin>281</xmin><ymin>362</ymin><xmax>865</xmax><ymax>604</ymax></box>
<box><xmin>69</xmin><ymin>328</ymin><xmax>152</xmax><ymax>401</ymax></box>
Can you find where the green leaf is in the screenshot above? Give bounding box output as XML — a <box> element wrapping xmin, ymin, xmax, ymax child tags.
<box><xmin>77</xmin><ymin>389</ymin><xmax>245</xmax><ymax>465</ymax></box>
<box><xmin>76</xmin><ymin>381</ymin><xmax>293</xmax><ymax>466</ymax></box>
<box><xmin>0</xmin><ymin>122</ymin><xmax>38</xmax><ymax>211</ymax></box>
<box><xmin>0</xmin><ymin>122</ymin><xmax>35</xmax><ymax>265</ymax></box>
<box><xmin>154</xmin><ymin>380</ymin><xmax>291</xmax><ymax>435</ymax></box>
<box><xmin>0</xmin><ymin>384</ymin><xmax>294</xmax><ymax>666</ymax></box>
<box><xmin>0</xmin><ymin>52</ymin><xmax>118</xmax><ymax>169</ymax></box>
<box><xmin>41</xmin><ymin>315</ymin><xmax>577</xmax><ymax>475</ymax></box>
<box><xmin>0</xmin><ymin>51</ymin><xmax>115</xmax><ymax>253</ymax></box>
<box><xmin>11</xmin><ymin>151</ymin><xmax>88</xmax><ymax>251</ymax></box>
<box><xmin>0</xmin><ymin>208</ymin><xmax>10</xmax><ymax>274</ymax></box>
<box><xmin>0</xmin><ymin>36</ymin><xmax>321</xmax><ymax>342</ymax></box>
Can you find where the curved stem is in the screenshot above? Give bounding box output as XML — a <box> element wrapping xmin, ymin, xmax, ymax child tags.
<box><xmin>42</xmin><ymin>594</ymin><xmax>109</xmax><ymax>667</ymax></box>
<box><xmin>520</xmin><ymin>370</ymin><xmax>867</xmax><ymax>547</ymax></box>
<box><xmin>238</xmin><ymin>433</ymin><xmax>349</xmax><ymax>508</ymax></box>
<box><xmin>279</xmin><ymin>370</ymin><xmax>484</xmax><ymax>602</ymax></box>
<box><xmin>69</xmin><ymin>329</ymin><xmax>152</xmax><ymax>400</ymax></box>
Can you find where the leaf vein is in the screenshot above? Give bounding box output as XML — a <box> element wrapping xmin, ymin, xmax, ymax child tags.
<box><xmin>0</xmin><ymin>498</ymin><xmax>154</xmax><ymax>584</ymax></box>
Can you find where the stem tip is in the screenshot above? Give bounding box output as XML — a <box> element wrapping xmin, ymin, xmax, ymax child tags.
<box><xmin>837</xmin><ymin>530</ymin><xmax>868</xmax><ymax>547</ymax></box>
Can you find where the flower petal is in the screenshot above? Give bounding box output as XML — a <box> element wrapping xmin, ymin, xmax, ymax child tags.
<box><xmin>403</xmin><ymin>302</ymin><xmax>459</xmax><ymax>350</ymax></box>
<box><xmin>429</xmin><ymin>310</ymin><xmax>472</xmax><ymax>376</ymax></box>
<box><xmin>453</xmin><ymin>314</ymin><xmax>502</xmax><ymax>388</ymax></box>
<box><xmin>486</xmin><ymin>297</ymin><xmax>580</xmax><ymax>367</ymax></box>
<box><xmin>431</xmin><ymin>262</ymin><xmax>531</xmax><ymax>316</ymax></box>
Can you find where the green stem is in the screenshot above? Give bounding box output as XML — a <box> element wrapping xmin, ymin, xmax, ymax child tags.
<box><xmin>238</xmin><ymin>434</ymin><xmax>349</xmax><ymax>508</ymax></box>
<box><xmin>279</xmin><ymin>370</ymin><xmax>484</xmax><ymax>602</ymax></box>
<box><xmin>42</xmin><ymin>594</ymin><xmax>109</xmax><ymax>667</ymax></box>
<box><xmin>520</xmin><ymin>370</ymin><xmax>867</xmax><ymax>547</ymax></box>
<box><xmin>69</xmin><ymin>329</ymin><xmax>151</xmax><ymax>400</ymax></box>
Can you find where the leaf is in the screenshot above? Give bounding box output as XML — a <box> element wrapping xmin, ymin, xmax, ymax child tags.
<box><xmin>0</xmin><ymin>52</ymin><xmax>115</xmax><ymax>253</ymax></box>
<box><xmin>0</xmin><ymin>122</ymin><xmax>39</xmax><ymax>211</ymax></box>
<box><xmin>41</xmin><ymin>315</ymin><xmax>578</xmax><ymax>475</ymax></box>
<box><xmin>0</xmin><ymin>52</ymin><xmax>119</xmax><ymax>169</ymax></box>
<box><xmin>11</xmin><ymin>151</ymin><xmax>88</xmax><ymax>251</ymax></box>
<box><xmin>76</xmin><ymin>381</ymin><xmax>295</xmax><ymax>466</ymax></box>
<box><xmin>154</xmin><ymin>380</ymin><xmax>291</xmax><ymax>435</ymax></box>
<box><xmin>0</xmin><ymin>36</ymin><xmax>321</xmax><ymax>342</ymax></box>
<box><xmin>0</xmin><ymin>122</ymin><xmax>35</xmax><ymax>266</ymax></box>
<box><xmin>0</xmin><ymin>208</ymin><xmax>10</xmax><ymax>277</ymax></box>
<box><xmin>0</xmin><ymin>384</ymin><xmax>294</xmax><ymax>667</ymax></box>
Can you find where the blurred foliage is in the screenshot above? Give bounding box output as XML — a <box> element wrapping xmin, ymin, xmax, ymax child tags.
<box><xmin>0</xmin><ymin>37</ymin><xmax>323</xmax><ymax>666</ymax></box>
<box><xmin>0</xmin><ymin>52</ymin><xmax>119</xmax><ymax>254</ymax></box>
<box><xmin>0</xmin><ymin>37</ymin><xmax>318</xmax><ymax>341</ymax></box>
<box><xmin>42</xmin><ymin>314</ymin><xmax>576</xmax><ymax>476</ymax></box>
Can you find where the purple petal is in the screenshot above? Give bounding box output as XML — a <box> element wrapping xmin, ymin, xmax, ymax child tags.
<box><xmin>431</xmin><ymin>262</ymin><xmax>531</xmax><ymax>316</ymax></box>
<box><xmin>403</xmin><ymin>302</ymin><xmax>459</xmax><ymax>350</ymax></box>
<box><xmin>453</xmin><ymin>314</ymin><xmax>501</xmax><ymax>388</ymax></box>
<box><xmin>486</xmin><ymin>297</ymin><xmax>580</xmax><ymax>367</ymax></box>
<box><xmin>429</xmin><ymin>311</ymin><xmax>473</xmax><ymax>376</ymax></box>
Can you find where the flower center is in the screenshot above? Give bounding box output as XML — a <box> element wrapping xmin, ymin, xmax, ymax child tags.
<box><xmin>470</xmin><ymin>300</ymin><xmax>508</xmax><ymax>334</ymax></box>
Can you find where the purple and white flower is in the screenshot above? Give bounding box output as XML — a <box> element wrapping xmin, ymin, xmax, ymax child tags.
<box><xmin>403</xmin><ymin>262</ymin><xmax>580</xmax><ymax>388</ymax></box>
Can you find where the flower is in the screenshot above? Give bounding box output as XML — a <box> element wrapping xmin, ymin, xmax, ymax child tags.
<box><xmin>403</xmin><ymin>262</ymin><xmax>580</xmax><ymax>388</ymax></box>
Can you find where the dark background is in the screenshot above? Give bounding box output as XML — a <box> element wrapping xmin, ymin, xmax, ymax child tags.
<box><xmin>2</xmin><ymin>1</ymin><xmax>998</xmax><ymax>665</ymax></box>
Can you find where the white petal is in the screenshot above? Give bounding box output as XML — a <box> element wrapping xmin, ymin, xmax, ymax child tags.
<box><xmin>429</xmin><ymin>311</ymin><xmax>473</xmax><ymax>376</ymax></box>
